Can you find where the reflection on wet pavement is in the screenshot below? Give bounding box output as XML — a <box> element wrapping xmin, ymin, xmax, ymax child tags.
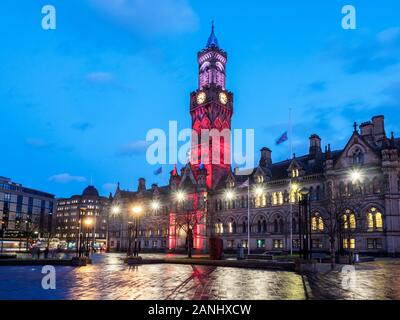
<box><xmin>0</xmin><ymin>253</ymin><xmax>304</xmax><ymax>300</ymax></box>
<box><xmin>1</xmin><ymin>254</ymin><xmax>400</xmax><ymax>300</ymax></box>
<box><xmin>305</xmin><ymin>259</ymin><xmax>400</xmax><ymax>300</ymax></box>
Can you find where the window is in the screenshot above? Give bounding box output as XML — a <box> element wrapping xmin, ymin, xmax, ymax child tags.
<box><xmin>152</xmin><ymin>240</ymin><xmax>158</xmax><ymax>248</ymax></box>
<box><xmin>257</xmin><ymin>218</ymin><xmax>266</xmax><ymax>233</ymax></box>
<box><xmin>273</xmin><ymin>239</ymin><xmax>284</xmax><ymax>249</ymax></box>
<box><xmin>256</xmin><ymin>239</ymin><xmax>265</xmax><ymax>248</ymax></box>
<box><xmin>227</xmin><ymin>240</ymin><xmax>235</xmax><ymax>248</ymax></box>
<box><xmin>367</xmin><ymin>207</ymin><xmax>383</xmax><ymax>231</ymax></box>
<box><xmin>292</xmin><ymin>239</ymin><xmax>300</xmax><ymax>249</ymax></box>
<box><xmin>240</xmin><ymin>240</ymin><xmax>248</xmax><ymax>248</ymax></box>
<box><xmin>367</xmin><ymin>238</ymin><xmax>383</xmax><ymax>250</ymax></box>
<box><xmin>311</xmin><ymin>213</ymin><xmax>324</xmax><ymax>232</ymax></box>
<box><xmin>242</xmin><ymin>220</ymin><xmax>247</xmax><ymax>233</ymax></box>
<box><xmin>352</xmin><ymin>148</ymin><xmax>364</xmax><ymax>165</ymax></box>
<box><xmin>292</xmin><ymin>169</ymin><xmax>299</xmax><ymax>178</ymax></box>
<box><xmin>278</xmin><ymin>192</ymin><xmax>283</xmax><ymax>205</ymax></box>
<box><xmin>312</xmin><ymin>239</ymin><xmax>323</xmax><ymax>249</ymax></box>
<box><xmin>272</xmin><ymin>193</ymin><xmax>278</xmax><ymax>205</ymax></box>
<box><xmin>215</xmin><ymin>221</ymin><xmax>224</xmax><ymax>234</ymax></box>
<box><xmin>343</xmin><ymin>209</ymin><xmax>356</xmax><ymax>229</ymax></box>
<box><xmin>290</xmin><ymin>189</ymin><xmax>298</xmax><ymax>203</ymax></box>
<box><xmin>343</xmin><ymin>238</ymin><xmax>355</xmax><ymax>249</ymax></box>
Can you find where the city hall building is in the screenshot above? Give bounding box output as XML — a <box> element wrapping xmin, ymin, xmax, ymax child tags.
<box><xmin>109</xmin><ymin>26</ymin><xmax>400</xmax><ymax>256</ymax></box>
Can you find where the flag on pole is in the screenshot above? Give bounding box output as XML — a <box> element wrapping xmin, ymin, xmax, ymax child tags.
<box><xmin>275</xmin><ymin>131</ymin><xmax>288</xmax><ymax>145</ymax></box>
<box><xmin>153</xmin><ymin>167</ymin><xmax>162</xmax><ymax>175</ymax></box>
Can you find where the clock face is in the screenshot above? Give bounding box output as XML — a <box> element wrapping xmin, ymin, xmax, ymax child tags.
<box><xmin>197</xmin><ymin>92</ymin><xmax>206</xmax><ymax>104</ymax></box>
<box><xmin>219</xmin><ymin>92</ymin><xmax>228</xmax><ymax>105</ymax></box>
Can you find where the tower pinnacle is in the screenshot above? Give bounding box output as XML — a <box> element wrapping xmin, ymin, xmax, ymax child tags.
<box><xmin>206</xmin><ymin>20</ymin><xmax>219</xmax><ymax>48</ymax></box>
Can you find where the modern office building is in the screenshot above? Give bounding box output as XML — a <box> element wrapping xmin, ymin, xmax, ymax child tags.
<box><xmin>0</xmin><ymin>176</ymin><xmax>55</xmax><ymax>251</ymax></box>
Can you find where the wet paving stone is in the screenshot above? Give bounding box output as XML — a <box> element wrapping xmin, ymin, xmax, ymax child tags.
<box><xmin>0</xmin><ymin>254</ymin><xmax>399</xmax><ymax>300</ymax></box>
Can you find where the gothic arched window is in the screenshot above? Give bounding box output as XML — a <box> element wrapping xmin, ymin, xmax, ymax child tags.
<box><xmin>312</xmin><ymin>212</ymin><xmax>324</xmax><ymax>232</ymax></box>
<box><xmin>343</xmin><ymin>209</ymin><xmax>356</xmax><ymax>230</ymax></box>
<box><xmin>367</xmin><ymin>207</ymin><xmax>383</xmax><ymax>231</ymax></box>
<box><xmin>242</xmin><ymin>220</ymin><xmax>247</xmax><ymax>233</ymax></box>
<box><xmin>352</xmin><ymin>148</ymin><xmax>364</xmax><ymax>165</ymax></box>
<box><xmin>273</xmin><ymin>219</ymin><xmax>279</xmax><ymax>233</ymax></box>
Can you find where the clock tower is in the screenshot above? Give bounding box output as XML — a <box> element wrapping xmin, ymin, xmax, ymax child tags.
<box><xmin>190</xmin><ymin>23</ymin><xmax>233</xmax><ymax>189</ymax></box>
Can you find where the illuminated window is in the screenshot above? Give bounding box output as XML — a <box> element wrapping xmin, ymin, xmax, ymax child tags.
<box><xmin>343</xmin><ymin>238</ymin><xmax>356</xmax><ymax>249</ymax></box>
<box><xmin>278</xmin><ymin>192</ymin><xmax>283</xmax><ymax>205</ymax></box>
<box><xmin>290</xmin><ymin>189</ymin><xmax>298</xmax><ymax>203</ymax></box>
<box><xmin>367</xmin><ymin>207</ymin><xmax>383</xmax><ymax>231</ymax></box>
<box><xmin>214</xmin><ymin>221</ymin><xmax>224</xmax><ymax>234</ymax></box>
<box><xmin>343</xmin><ymin>209</ymin><xmax>356</xmax><ymax>230</ymax></box>
<box><xmin>292</xmin><ymin>169</ymin><xmax>299</xmax><ymax>178</ymax></box>
<box><xmin>273</xmin><ymin>239</ymin><xmax>284</xmax><ymax>249</ymax></box>
<box><xmin>255</xmin><ymin>196</ymin><xmax>261</xmax><ymax>208</ymax></box>
<box><xmin>367</xmin><ymin>212</ymin><xmax>374</xmax><ymax>230</ymax></box>
<box><xmin>272</xmin><ymin>193</ymin><xmax>278</xmax><ymax>205</ymax></box>
<box><xmin>311</xmin><ymin>214</ymin><xmax>324</xmax><ymax>232</ymax></box>
<box><xmin>256</xmin><ymin>239</ymin><xmax>265</xmax><ymax>248</ymax></box>
<box><xmin>228</xmin><ymin>221</ymin><xmax>236</xmax><ymax>234</ymax></box>
<box><xmin>375</xmin><ymin>212</ymin><xmax>383</xmax><ymax>229</ymax></box>
<box><xmin>261</xmin><ymin>195</ymin><xmax>267</xmax><ymax>207</ymax></box>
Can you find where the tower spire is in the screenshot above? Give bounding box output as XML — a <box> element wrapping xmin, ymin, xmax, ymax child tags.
<box><xmin>206</xmin><ymin>20</ymin><xmax>219</xmax><ymax>48</ymax></box>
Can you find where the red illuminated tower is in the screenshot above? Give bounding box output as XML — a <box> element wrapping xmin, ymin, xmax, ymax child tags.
<box><xmin>190</xmin><ymin>22</ymin><xmax>233</xmax><ymax>189</ymax></box>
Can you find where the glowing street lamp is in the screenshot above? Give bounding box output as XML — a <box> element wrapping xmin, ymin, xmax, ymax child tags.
<box><xmin>84</xmin><ymin>217</ymin><xmax>94</xmax><ymax>227</ymax></box>
<box><xmin>254</xmin><ymin>186</ymin><xmax>264</xmax><ymax>197</ymax></box>
<box><xmin>349</xmin><ymin>169</ymin><xmax>363</xmax><ymax>183</ymax></box>
<box><xmin>176</xmin><ymin>191</ymin><xmax>185</xmax><ymax>202</ymax></box>
<box><xmin>291</xmin><ymin>183</ymin><xmax>299</xmax><ymax>192</ymax></box>
<box><xmin>132</xmin><ymin>205</ymin><xmax>143</xmax><ymax>216</ymax></box>
<box><xmin>225</xmin><ymin>190</ymin><xmax>235</xmax><ymax>201</ymax></box>
<box><xmin>151</xmin><ymin>201</ymin><xmax>160</xmax><ymax>210</ymax></box>
<box><xmin>111</xmin><ymin>206</ymin><xmax>120</xmax><ymax>215</ymax></box>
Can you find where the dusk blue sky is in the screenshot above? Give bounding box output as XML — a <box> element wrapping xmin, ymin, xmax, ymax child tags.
<box><xmin>1</xmin><ymin>0</ymin><xmax>400</xmax><ymax>197</ymax></box>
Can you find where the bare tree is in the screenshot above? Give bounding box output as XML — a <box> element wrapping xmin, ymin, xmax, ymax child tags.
<box><xmin>319</xmin><ymin>181</ymin><xmax>363</xmax><ymax>267</ymax></box>
<box><xmin>174</xmin><ymin>210</ymin><xmax>206</xmax><ymax>258</ymax></box>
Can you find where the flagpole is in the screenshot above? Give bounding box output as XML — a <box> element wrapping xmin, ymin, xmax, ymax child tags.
<box><xmin>247</xmin><ymin>181</ymin><xmax>250</xmax><ymax>256</ymax></box>
<box><xmin>289</xmin><ymin>108</ymin><xmax>293</xmax><ymax>256</ymax></box>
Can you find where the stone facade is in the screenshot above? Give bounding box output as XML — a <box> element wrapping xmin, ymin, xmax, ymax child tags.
<box><xmin>55</xmin><ymin>186</ymin><xmax>110</xmax><ymax>249</ymax></box>
<box><xmin>108</xmin><ymin>26</ymin><xmax>400</xmax><ymax>256</ymax></box>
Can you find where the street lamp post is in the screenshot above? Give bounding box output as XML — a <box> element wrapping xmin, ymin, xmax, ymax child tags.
<box><xmin>127</xmin><ymin>222</ymin><xmax>133</xmax><ymax>257</ymax></box>
<box><xmin>299</xmin><ymin>188</ymin><xmax>311</xmax><ymax>260</ymax></box>
<box><xmin>107</xmin><ymin>206</ymin><xmax>121</xmax><ymax>253</ymax></box>
<box><xmin>83</xmin><ymin>217</ymin><xmax>93</xmax><ymax>257</ymax></box>
<box><xmin>132</xmin><ymin>205</ymin><xmax>143</xmax><ymax>257</ymax></box>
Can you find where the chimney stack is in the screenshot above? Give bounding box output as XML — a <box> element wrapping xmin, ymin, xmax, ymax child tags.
<box><xmin>259</xmin><ymin>147</ymin><xmax>272</xmax><ymax>167</ymax></box>
<box><xmin>309</xmin><ymin>134</ymin><xmax>322</xmax><ymax>158</ymax></box>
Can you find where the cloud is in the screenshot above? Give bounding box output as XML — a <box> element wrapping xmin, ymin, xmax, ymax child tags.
<box><xmin>89</xmin><ymin>0</ymin><xmax>199</xmax><ymax>36</ymax></box>
<box><xmin>116</xmin><ymin>140</ymin><xmax>149</xmax><ymax>157</ymax></box>
<box><xmin>86</xmin><ymin>72</ymin><xmax>114</xmax><ymax>84</ymax></box>
<box><xmin>25</xmin><ymin>138</ymin><xmax>54</xmax><ymax>150</ymax></box>
<box><xmin>48</xmin><ymin>173</ymin><xmax>87</xmax><ymax>184</ymax></box>
<box><xmin>72</xmin><ymin>122</ymin><xmax>93</xmax><ymax>132</ymax></box>
<box><xmin>329</xmin><ymin>27</ymin><xmax>400</xmax><ymax>74</ymax></box>
<box><xmin>377</xmin><ymin>27</ymin><xmax>400</xmax><ymax>44</ymax></box>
